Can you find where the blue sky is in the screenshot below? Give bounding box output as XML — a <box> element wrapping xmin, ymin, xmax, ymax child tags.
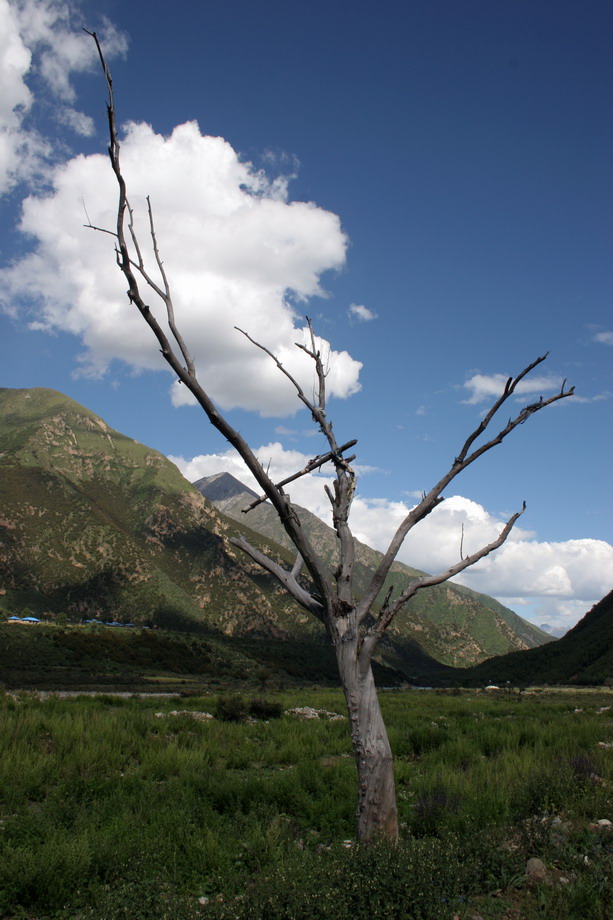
<box><xmin>0</xmin><ymin>0</ymin><xmax>611</xmax><ymax>629</ymax></box>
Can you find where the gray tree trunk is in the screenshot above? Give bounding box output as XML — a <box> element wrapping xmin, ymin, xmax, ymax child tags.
<box><xmin>336</xmin><ymin>639</ymin><xmax>398</xmax><ymax>842</ymax></box>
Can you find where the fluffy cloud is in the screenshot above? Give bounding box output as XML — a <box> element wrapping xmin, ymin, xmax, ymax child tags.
<box><xmin>348</xmin><ymin>303</ymin><xmax>377</xmax><ymax>322</ymax></box>
<box><xmin>462</xmin><ymin>372</ymin><xmax>564</xmax><ymax>405</ymax></box>
<box><xmin>0</xmin><ymin>0</ymin><xmax>127</xmax><ymax>193</ymax></box>
<box><xmin>171</xmin><ymin>443</ymin><xmax>613</xmax><ymax>627</ymax></box>
<box><xmin>0</xmin><ymin>0</ymin><xmax>42</xmax><ymax>192</ymax></box>
<box><xmin>0</xmin><ymin>114</ymin><xmax>360</xmax><ymax>414</ymax></box>
<box><xmin>593</xmin><ymin>331</ymin><xmax>613</xmax><ymax>346</ymax></box>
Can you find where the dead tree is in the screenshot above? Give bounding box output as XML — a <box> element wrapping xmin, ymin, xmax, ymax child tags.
<box><xmin>86</xmin><ymin>32</ymin><xmax>575</xmax><ymax>843</ymax></box>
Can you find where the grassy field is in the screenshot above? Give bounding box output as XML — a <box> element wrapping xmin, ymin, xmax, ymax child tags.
<box><xmin>1</xmin><ymin>687</ymin><xmax>613</xmax><ymax>919</ymax></box>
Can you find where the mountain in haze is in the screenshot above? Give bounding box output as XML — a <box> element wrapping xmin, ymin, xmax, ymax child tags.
<box><xmin>458</xmin><ymin>589</ymin><xmax>613</xmax><ymax>686</ymax></box>
<box><xmin>0</xmin><ymin>387</ymin><xmax>551</xmax><ymax>682</ymax></box>
<box><xmin>539</xmin><ymin>623</ymin><xmax>568</xmax><ymax>639</ymax></box>
<box><xmin>193</xmin><ymin>472</ymin><xmax>552</xmax><ymax>667</ymax></box>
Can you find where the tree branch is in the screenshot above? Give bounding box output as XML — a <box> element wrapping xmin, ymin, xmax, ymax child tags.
<box><xmin>291</xmin><ymin>552</ymin><xmax>304</xmax><ymax>579</ymax></box>
<box><xmin>241</xmin><ymin>440</ymin><xmax>357</xmax><ymax>512</ymax></box>
<box><xmin>144</xmin><ymin>196</ymin><xmax>196</xmax><ymax>377</ymax></box>
<box><xmin>236</xmin><ymin>319</ymin><xmax>357</xmax><ymax>609</ymax></box>
<box><xmin>360</xmin><ymin>503</ymin><xmax>526</xmax><ymax>661</ymax></box>
<box><xmin>235</xmin><ymin>323</ymin><xmax>328</xmax><ymax>433</ymax></box>
<box><xmin>230</xmin><ymin>535</ymin><xmax>323</xmax><ymax>619</ymax></box>
<box><xmin>356</xmin><ymin>363</ymin><xmax>574</xmax><ymax>625</ymax></box>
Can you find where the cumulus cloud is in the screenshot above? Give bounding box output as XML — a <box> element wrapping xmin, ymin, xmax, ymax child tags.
<box><xmin>171</xmin><ymin>443</ymin><xmax>613</xmax><ymax>627</ymax></box>
<box><xmin>593</xmin><ymin>331</ymin><xmax>613</xmax><ymax>346</ymax></box>
<box><xmin>348</xmin><ymin>303</ymin><xmax>377</xmax><ymax>322</ymax></box>
<box><xmin>0</xmin><ymin>115</ymin><xmax>360</xmax><ymax>414</ymax></box>
<box><xmin>0</xmin><ymin>1</ymin><xmax>360</xmax><ymax>417</ymax></box>
<box><xmin>0</xmin><ymin>0</ymin><xmax>127</xmax><ymax>193</ymax></box>
<box><xmin>462</xmin><ymin>372</ymin><xmax>564</xmax><ymax>405</ymax></box>
<box><xmin>0</xmin><ymin>0</ymin><xmax>40</xmax><ymax>192</ymax></box>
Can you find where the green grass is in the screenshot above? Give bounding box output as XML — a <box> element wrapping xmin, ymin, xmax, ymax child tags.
<box><xmin>1</xmin><ymin>687</ymin><xmax>613</xmax><ymax>919</ymax></box>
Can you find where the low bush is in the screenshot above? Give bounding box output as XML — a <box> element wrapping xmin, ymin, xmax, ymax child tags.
<box><xmin>214</xmin><ymin>694</ymin><xmax>283</xmax><ymax>721</ymax></box>
<box><xmin>207</xmin><ymin>834</ymin><xmax>508</xmax><ymax>920</ymax></box>
<box><xmin>412</xmin><ymin>785</ymin><xmax>461</xmax><ymax>837</ymax></box>
<box><xmin>214</xmin><ymin>693</ymin><xmax>250</xmax><ymax>721</ymax></box>
<box><xmin>249</xmin><ymin>697</ymin><xmax>283</xmax><ymax>720</ymax></box>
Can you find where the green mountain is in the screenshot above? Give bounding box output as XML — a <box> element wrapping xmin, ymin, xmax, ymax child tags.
<box><xmin>455</xmin><ymin>589</ymin><xmax>613</xmax><ymax>687</ymax></box>
<box><xmin>0</xmin><ymin>387</ymin><xmax>318</xmax><ymax>637</ymax></box>
<box><xmin>0</xmin><ymin>387</ymin><xmax>550</xmax><ymax>684</ymax></box>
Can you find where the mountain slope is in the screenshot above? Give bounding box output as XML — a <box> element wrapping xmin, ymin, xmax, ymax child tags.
<box><xmin>193</xmin><ymin>472</ymin><xmax>552</xmax><ymax>666</ymax></box>
<box><xmin>458</xmin><ymin>589</ymin><xmax>613</xmax><ymax>686</ymax></box>
<box><xmin>0</xmin><ymin>388</ymin><xmax>443</xmax><ymax>681</ymax></box>
<box><xmin>0</xmin><ymin>388</ymin><xmax>316</xmax><ymax>638</ymax></box>
<box><xmin>0</xmin><ymin>387</ymin><xmax>550</xmax><ymax>681</ymax></box>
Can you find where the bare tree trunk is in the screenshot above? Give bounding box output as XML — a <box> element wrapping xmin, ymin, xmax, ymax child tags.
<box><xmin>336</xmin><ymin>638</ymin><xmax>399</xmax><ymax>842</ymax></box>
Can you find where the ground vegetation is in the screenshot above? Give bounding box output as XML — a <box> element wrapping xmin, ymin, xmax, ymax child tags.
<box><xmin>1</xmin><ymin>687</ymin><xmax>612</xmax><ymax>918</ymax></box>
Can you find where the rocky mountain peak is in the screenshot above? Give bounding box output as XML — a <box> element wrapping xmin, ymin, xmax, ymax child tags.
<box><xmin>193</xmin><ymin>471</ymin><xmax>258</xmax><ymax>503</ymax></box>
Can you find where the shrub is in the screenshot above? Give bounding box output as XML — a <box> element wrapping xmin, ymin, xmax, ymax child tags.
<box><xmin>570</xmin><ymin>752</ymin><xmax>600</xmax><ymax>784</ymax></box>
<box><xmin>412</xmin><ymin>786</ymin><xmax>461</xmax><ymax>837</ymax></box>
<box><xmin>214</xmin><ymin>694</ymin><xmax>250</xmax><ymax>722</ymax></box>
<box><xmin>208</xmin><ymin>836</ymin><xmax>481</xmax><ymax>920</ymax></box>
<box><xmin>214</xmin><ymin>695</ymin><xmax>283</xmax><ymax>721</ymax></box>
<box><xmin>249</xmin><ymin>698</ymin><xmax>283</xmax><ymax>720</ymax></box>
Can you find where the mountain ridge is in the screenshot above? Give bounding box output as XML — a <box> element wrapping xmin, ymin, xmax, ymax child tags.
<box><xmin>457</xmin><ymin>589</ymin><xmax>613</xmax><ymax>686</ymax></box>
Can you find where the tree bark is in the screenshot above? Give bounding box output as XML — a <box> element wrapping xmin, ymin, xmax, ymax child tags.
<box><xmin>336</xmin><ymin>637</ymin><xmax>399</xmax><ymax>842</ymax></box>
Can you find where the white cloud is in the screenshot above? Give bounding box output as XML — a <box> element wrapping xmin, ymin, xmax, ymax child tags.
<box><xmin>0</xmin><ymin>116</ymin><xmax>361</xmax><ymax>414</ymax></box>
<box><xmin>462</xmin><ymin>371</ymin><xmax>564</xmax><ymax>405</ymax></box>
<box><xmin>571</xmin><ymin>391</ymin><xmax>613</xmax><ymax>404</ymax></box>
<box><xmin>0</xmin><ymin>0</ymin><xmax>127</xmax><ymax>193</ymax></box>
<box><xmin>593</xmin><ymin>331</ymin><xmax>613</xmax><ymax>346</ymax></box>
<box><xmin>455</xmin><ymin>535</ymin><xmax>612</xmax><ymax>601</ymax></box>
<box><xmin>0</xmin><ymin>0</ymin><xmax>38</xmax><ymax>192</ymax></box>
<box><xmin>0</xmin><ymin>2</ymin><xmax>360</xmax><ymax>418</ymax></box>
<box><xmin>529</xmin><ymin>597</ymin><xmax>595</xmax><ymax>630</ymax></box>
<box><xmin>171</xmin><ymin>442</ymin><xmax>613</xmax><ymax>628</ymax></box>
<box><xmin>348</xmin><ymin>303</ymin><xmax>377</xmax><ymax>322</ymax></box>
<box><xmin>56</xmin><ymin>105</ymin><xmax>94</xmax><ymax>137</ymax></box>
<box><xmin>274</xmin><ymin>425</ymin><xmax>319</xmax><ymax>438</ymax></box>
<box><xmin>14</xmin><ymin>3</ymin><xmax>128</xmax><ymax>100</ymax></box>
